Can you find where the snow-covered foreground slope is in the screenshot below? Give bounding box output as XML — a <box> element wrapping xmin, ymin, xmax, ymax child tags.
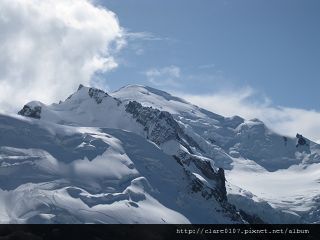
<box><xmin>0</xmin><ymin>114</ymin><xmax>242</xmax><ymax>223</ymax></box>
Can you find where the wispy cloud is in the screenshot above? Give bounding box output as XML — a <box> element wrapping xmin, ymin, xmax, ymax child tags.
<box><xmin>124</xmin><ymin>31</ymin><xmax>168</xmax><ymax>41</ymax></box>
<box><xmin>176</xmin><ymin>88</ymin><xmax>320</xmax><ymax>143</ymax></box>
<box><xmin>123</xmin><ymin>31</ymin><xmax>175</xmax><ymax>56</ymax></box>
<box><xmin>144</xmin><ymin>65</ymin><xmax>181</xmax><ymax>87</ymax></box>
<box><xmin>198</xmin><ymin>63</ymin><xmax>216</xmax><ymax>69</ymax></box>
<box><xmin>0</xmin><ymin>0</ymin><xmax>124</xmax><ymax>113</ymax></box>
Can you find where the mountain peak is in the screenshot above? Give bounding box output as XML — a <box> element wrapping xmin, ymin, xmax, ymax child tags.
<box><xmin>11</xmin><ymin>83</ymin><xmax>320</xmax><ymax>224</ymax></box>
<box><xmin>113</xmin><ymin>84</ymin><xmax>189</xmax><ymax>104</ymax></box>
<box><xmin>65</xmin><ymin>85</ymin><xmax>110</xmax><ymax>105</ymax></box>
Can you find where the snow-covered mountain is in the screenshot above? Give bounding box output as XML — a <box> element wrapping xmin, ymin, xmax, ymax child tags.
<box><xmin>113</xmin><ymin>85</ymin><xmax>320</xmax><ymax>223</ymax></box>
<box><xmin>1</xmin><ymin>84</ymin><xmax>320</xmax><ymax>223</ymax></box>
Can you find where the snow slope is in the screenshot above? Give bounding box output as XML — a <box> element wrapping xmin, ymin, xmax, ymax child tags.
<box><xmin>0</xmin><ymin>113</ymin><xmax>242</xmax><ymax>223</ymax></box>
<box><xmin>112</xmin><ymin>85</ymin><xmax>320</xmax><ymax>223</ymax></box>
<box><xmin>4</xmin><ymin>84</ymin><xmax>320</xmax><ymax>223</ymax></box>
<box><xmin>18</xmin><ymin>85</ymin><xmax>144</xmax><ymax>134</ymax></box>
<box><xmin>17</xmin><ymin>85</ymin><xmax>237</xmax><ymax>215</ymax></box>
<box><xmin>227</xmin><ymin>159</ymin><xmax>320</xmax><ymax>223</ymax></box>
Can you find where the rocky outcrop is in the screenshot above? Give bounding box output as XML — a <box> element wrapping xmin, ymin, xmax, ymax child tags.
<box><xmin>125</xmin><ymin>101</ymin><xmax>179</xmax><ymax>144</ymax></box>
<box><xmin>125</xmin><ymin>101</ymin><xmax>202</xmax><ymax>151</ymax></box>
<box><xmin>295</xmin><ymin>133</ymin><xmax>311</xmax><ymax>154</ymax></box>
<box><xmin>124</xmin><ymin>100</ymin><xmax>240</xmax><ymax>219</ymax></box>
<box><xmin>15</xmin><ymin>86</ymin><xmax>246</xmax><ymax>223</ymax></box>
<box><xmin>18</xmin><ymin>105</ymin><xmax>42</xmax><ymax>119</ymax></box>
<box><xmin>187</xmin><ymin>171</ymin><xmax>242</xmax><ymax>222</ymax></box>
<box><xmin>88</xmin><ymin>88</ymin><xmax>109</xmax><ymax>104</ymax></box>
<box><xmin>296</xmin><ymin>133</ymin><xmax>308</xmax><ymax>147</ymax></box>
<box><xmin>175</xmin><ymin>151</ymin><xmax>227</xmax><ymax>201</ymax></box>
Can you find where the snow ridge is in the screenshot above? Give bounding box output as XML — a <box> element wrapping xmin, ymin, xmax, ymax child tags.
<box><xmin>4</xmin><ymin>84</ymin><xmax>320</xmax><ymax>223</ymax></box>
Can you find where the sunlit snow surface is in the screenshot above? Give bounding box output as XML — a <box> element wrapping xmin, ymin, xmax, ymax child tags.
<box><xmin>0</xmin><ymin>114</ymin><xmax>237</xmax><ymax>223</ymax></box>
<box><xmin>226</xmin><ymin>158</ymin><xmax>320</xmax><ymax>223</ymax></box>
<box><xmin>112</xmin><ymin>85</ymin><xmax>320</xmax><ymax>223</ymax></box>
<box><xmin>1</xmin><ymin>84</ymin><xmax>320</xmax><ymax>223</ymax></box>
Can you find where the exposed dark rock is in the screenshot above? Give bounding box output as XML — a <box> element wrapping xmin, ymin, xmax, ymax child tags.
<box><xmin>218</xmin><ymin>168</ymin><xmax>227</xmax><ymax>198</ymax></box>
<box><xmin>113</xmin><ymin>97</ymin><xmax>122</xmax><ymax>106</ymax></box>
<box><xmin>78</xmin><ymin>84</ymin><xmax>84</xmax><ymax>90</ymax></box>
<box><xmin>187</xmin><ymin>170</ymin><xmax>242</xmax><ymax>222</ymax></box>
<box><xmin>239</xmin><ymin>209</ymin><xmax>265</xmax><ymax>224</ymax></box>
<box><xmin>130</xmin><ymin>103</ymin><xmax>179</xmax><ymax>145</ymax></box>
<box><xmin>177</xmin><ymin>153</ymin><xmax>227</xmax><ymax>202</ymax></box>
<box><xmin>125</xmin><ymin>101</ymin><xmax>202</xmax><ymax>151</ymax></box>
<box><xmin>18</xmin><ymin>105</ymin><xmax>41</xmax><ymax>119</ymax></box>
<box><xmin>296</xmin><ymin>133</ymin><xmax>308</xmax><ymax>147</ymax></box>
<box><xmin>88</xmin><ymin>88</ymin><xmax>109</xmax><ymax>104</ymax></box>
<box><xmin>66</xmin><ymin>93</ymin><xmax>74</xmax><ymax>100</ymax></box>
<box><xmin>124</xmin><ymin>100</ymin><xmax>240</xmax><ymax>218</ymax></box>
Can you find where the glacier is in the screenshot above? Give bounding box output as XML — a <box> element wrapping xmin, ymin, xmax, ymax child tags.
<box><xmin>1</xmin><ymin>84</ymin><xmax>319</xmax><ymax>223</ymax></box>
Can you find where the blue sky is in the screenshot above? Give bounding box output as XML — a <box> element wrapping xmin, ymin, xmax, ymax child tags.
<box><xmin>1</xmin><ymin>0</ymin><xmax>320</xmax><ymax>141</ymax></box>
<box><xmin>99</xmin><ymin>0</ymin><xmax>320</xmax><ymax>110</ymax></box>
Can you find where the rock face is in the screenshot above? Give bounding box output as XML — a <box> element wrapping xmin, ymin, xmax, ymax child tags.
<box><xmin>18</xmin><ymin>104</ymin><xmax>42</xmax><ymax>119</ymax></box>
<box><xmin>0</xmin><ymin>114</ymin><xmax>243</xmax><ymax>223</ymax></box>
<box><xmin>14</xmin><ymin>84</ymin><xmax>320</xmax><ymax>224</ymax></box>
<box><xmin>296</xmin><ymin>133</ymin><xmax>308</xmax><ymax>147</ymax></box>
<box><xmin>88</xmin><ymin>87</ymin><xmax>109</xmax><ymax>104</ymax></box>
<box><xmin>12</xmin><ymin>85</ymin><xmax>245</xmax><ymax>223</ymax></box>
<box><xmin>66</xmin><ymin>85</ymin><xmax>110</xmax><ymax>104</ymax></box>
<box><xmin>124</xmin><ymin>100</ymin><xmax>236</xmax><ymax>219</ymax></box>
<box><xmin>125</xmin><ymin>101</ymin><xmax>179</xmax><ymax>144</ymax></box>
<box><xmin>175</xmin><ymin>151</ymin><xmax>228</xmax><ymax>202</ymax></box>
<box><xmin>125</xmin><ymin>101</ymin><xmax>201</xmax><ymax>151</ymax></box>
<box><xmin>295</xmin><ymin>133</ymin><xmax>311</xmax><ymax>154</ymax></box>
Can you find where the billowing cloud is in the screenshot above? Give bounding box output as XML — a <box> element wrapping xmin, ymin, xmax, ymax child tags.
<box><xmin>177</xmin><ymin>88</ymin><xmax>320</xmax><ymax>142</ymax></box>
<box><xmin>0</xmin><ymin>0</ymin><xmax>124</xmax><ymax>112</ymax></box>
<box><xmin>144</xmin><ymin>65</ymin><xmax>181</xmax><ymax>87</ymax></box>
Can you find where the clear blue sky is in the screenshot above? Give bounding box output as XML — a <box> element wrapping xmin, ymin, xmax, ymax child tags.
<box><xmin>99</xmin><ymin>0</ymin><xmax>320</xmax><ymax>110</ymax></box>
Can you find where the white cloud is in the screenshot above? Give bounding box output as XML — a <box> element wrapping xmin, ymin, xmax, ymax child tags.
<box><xmin>177</xmin><ymin>88</ymin><xmax>320</xmax><ymax>143</ymax></box>
<box><xmin>0</xmin><ymin>0</ymin><xmax>124</xmax><ymax>112</ymax></box>
<box><xmin>144</xmin><ymin>65</ymin><xmax>181</xmax><ymax>87</ymax></box>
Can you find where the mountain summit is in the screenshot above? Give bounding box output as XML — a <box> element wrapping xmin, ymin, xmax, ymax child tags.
<box><xmin>1</xmin><ymin>84</ymin><xmax>319</xmax><ymax>223</ymax></box>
